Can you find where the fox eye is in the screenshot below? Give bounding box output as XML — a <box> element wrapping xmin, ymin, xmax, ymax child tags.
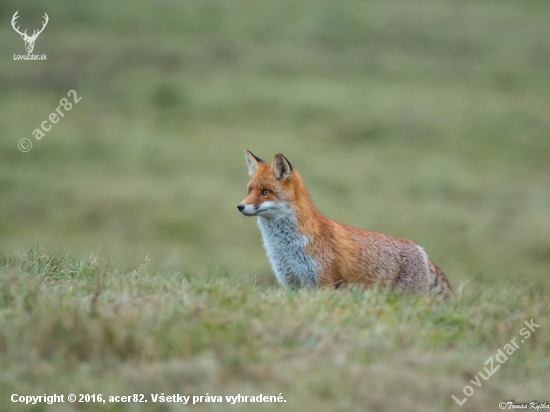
<box><xmin>261</xmin><ymin>189</ymin><xmax>270</xmax><ymax>196</ymax></box>
<box><xmin>247</xmin><ymin>187</ymin><xmax>252</xmax><ymax>194</ymax></box>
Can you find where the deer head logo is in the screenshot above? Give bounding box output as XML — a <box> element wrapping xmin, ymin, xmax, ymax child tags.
<box><xmin>11</xmin><ymin>11</ymin><xmax>49</xmax><ymax>54</ymax></box>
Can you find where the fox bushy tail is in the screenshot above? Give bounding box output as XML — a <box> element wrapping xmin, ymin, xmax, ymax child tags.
<box><xmin>428</xmin><ymin>261</ymin><xmax>453</xmax><ymax>299</ymax></box>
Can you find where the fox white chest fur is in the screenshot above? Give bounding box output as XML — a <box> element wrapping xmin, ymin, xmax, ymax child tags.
<box><xmin>256</xmin><ymin>211</ymin><xmax>319</xmax><ymax>288</ymax></box>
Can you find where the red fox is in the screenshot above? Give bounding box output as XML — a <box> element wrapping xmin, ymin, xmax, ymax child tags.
<box><xmin>237</xmin><ymin>150</ymin><xmax>453</xmax><ymax>298</ymax></box>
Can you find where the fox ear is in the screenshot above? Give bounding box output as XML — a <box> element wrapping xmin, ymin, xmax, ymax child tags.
<box><xmin>271</xmin><ymin>153</ymin><xmax>293</xmax><ymax>180</ymax></box>
<box><xmin>244</xmin><ymin>150</ymin><xmax>265</xmax><ymax>176</ymax></box>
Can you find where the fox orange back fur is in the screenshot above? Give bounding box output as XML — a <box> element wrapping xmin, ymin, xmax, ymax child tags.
<box><xmin>237</xmin><ymin>150</ymin><xmax>452</xmax><ymax>298</ymax></box>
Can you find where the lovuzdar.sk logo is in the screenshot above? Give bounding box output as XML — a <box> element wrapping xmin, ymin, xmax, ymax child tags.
<box><xmin>11</xmin><ymin>10</ymin><xmax>48</xmax><ymax>61</ymax></box>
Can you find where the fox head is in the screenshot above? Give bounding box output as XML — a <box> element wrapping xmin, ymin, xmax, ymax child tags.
<box><xmin>237</xmin><ymin>150</ymin><xmax>296</xmax><ymax>218</ymax></box>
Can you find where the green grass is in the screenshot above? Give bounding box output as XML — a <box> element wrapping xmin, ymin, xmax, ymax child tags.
<box><xmin>0</xmin><ymin>0</ymin><xmax>549</xmax><ymax>289</ymax></box>
<box><xmin>0</xmin><ymin>249</ymin><xmax>548</xmax><ymax>411</ymax></box>
<box><xmin>1</xmin><ymin>0</ymin><xmax>549</xmax><ymax>409</ymax></box>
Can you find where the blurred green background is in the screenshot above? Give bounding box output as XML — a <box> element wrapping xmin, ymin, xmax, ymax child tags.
<box><xmin>1</xmin><ymin>0</ymin><xmax>549</xmax><ymax>288</ymax></box>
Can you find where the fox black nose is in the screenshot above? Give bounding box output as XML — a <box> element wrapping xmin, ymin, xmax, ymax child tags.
<box><xmin>237</xmin><ymin>204</ymin><xmax>245</xmax><ymax>212</ymax></box>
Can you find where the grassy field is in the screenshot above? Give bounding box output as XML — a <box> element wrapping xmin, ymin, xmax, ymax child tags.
<box><xmin>1</xmin><ymin>0</ymin><xmax>549</xmax><ymax>410</ymax></box>
<box><xmin>0</xmin><ymin>250</ymin><xmax>548</xmax><ymax>412</ymax></box>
